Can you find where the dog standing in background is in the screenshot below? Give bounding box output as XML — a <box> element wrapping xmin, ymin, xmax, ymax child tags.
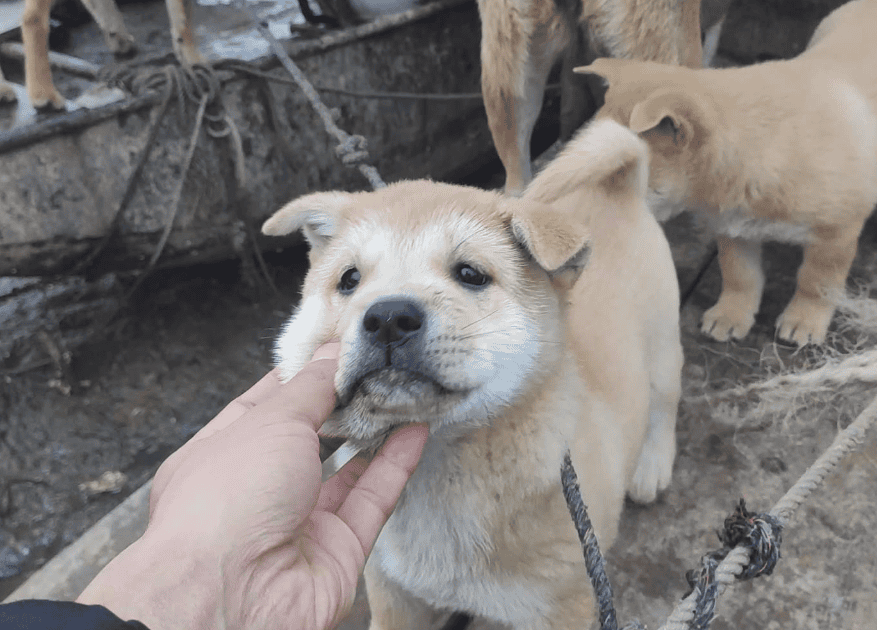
<box><xmin>0</xmin><ymin>0</ymin><xmax>201</xmax><ymax>110</ymax></box>
<box><xmin>476</xmin><ymin>0</ymin><xmax>708</xmax><ymax>195</ymax></box>
<box><xmin>576</xmin><ymin>0</ymin><xmax>877</xmax><ymax>345</ymax></box>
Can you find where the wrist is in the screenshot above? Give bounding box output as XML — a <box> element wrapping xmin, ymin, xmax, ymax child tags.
<box><xmin>77</xmin><ymin>531</ymin><xmax>222</xmax><ymax>630</ymax></box>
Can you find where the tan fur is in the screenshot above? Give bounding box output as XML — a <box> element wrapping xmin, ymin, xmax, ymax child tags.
<box><xmin>1</xmin><ymin>0</ymin><xmax>202</xmax><ymax>110</ymax></box>
<box><xmin>477</xmin><ymin>0</ymin><xmax>707</xmax><ymax>195</ymax></box>
<box><xmin>577</xmin><ymin>0</ymin><xmax>877</xmax><ymax>345</ymax></box>
<box><xmin>262</xmin><ymin>118</ymin><xmax>682</xmax><ymax>629</ymax></box>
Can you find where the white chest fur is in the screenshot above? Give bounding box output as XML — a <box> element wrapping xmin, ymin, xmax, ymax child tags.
<box><xmin>370</xmin><ymin>437</ymin><xmax>554</xmax><ymax>627</ymax></box>
<box><xmin>708</xmin><ymin>206</ymin><xmax>812</xmax><ymax>244</ymax></box>
<box><xmin>647</xmin><ymin>191</ymin><xmax>812</xmax><ymax>244</ymax></box>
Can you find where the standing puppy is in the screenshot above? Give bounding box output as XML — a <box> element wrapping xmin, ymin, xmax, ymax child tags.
<box><xmin>0</xmin><ymin>0</ymin><xmax>201</xmax><ymax>110</ymax></box>
<box><xmin>477</xmin><ymin>0</ymin><xmax>705</xmax><ymax>195</ymax></box>
<box><xmin>577</xmin><ymin>0</ymin><xmax>877</xmax><ymax>345</ymax></box>
<box><xmin>261</xmin><ymin>119</ymin><xmax>683</xmax><ymax>629</ymax></box>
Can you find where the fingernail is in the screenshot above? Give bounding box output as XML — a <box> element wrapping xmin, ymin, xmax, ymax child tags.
<box><xmin>311</xmin><ymin>341</ymin><xmax>341</xmax><ymax>362</ymax></box>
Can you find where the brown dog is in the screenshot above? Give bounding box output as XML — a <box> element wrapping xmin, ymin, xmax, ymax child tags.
<box><xmin>0</xmin><ymin>0</ymin><xmax>201</xmax><ymax>110</ymax></box>
<box><xmin>476</xmin><ymin>0</ymin><xmax>708</xmax><ymax>195</ymax></box>
<box><xmin>261</xmin><ymin>119</ymin><xmax>682</xmax><ymax>629</ymax></box>
<box><xmin>576</xmin><ymin>0</ymin><xmax>877</xmax><ymax>345</ymax></box>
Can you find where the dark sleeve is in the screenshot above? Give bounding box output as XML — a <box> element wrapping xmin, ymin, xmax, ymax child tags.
<box><xmin>0</xmin><ymin>600</ymin><xmax>150</xmax><ymax>630</ymax></box>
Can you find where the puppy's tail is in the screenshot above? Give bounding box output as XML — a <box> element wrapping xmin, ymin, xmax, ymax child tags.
<box><xmin>524</xmin><ymin>119</ymin><xmax>649</xmax><ymax>209</ymax></box>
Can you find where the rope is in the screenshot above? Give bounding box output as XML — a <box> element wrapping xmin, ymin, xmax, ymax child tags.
<box><xmin>215</xmin><ymin>60</ymin><xmax>562</xmax><ymax>101</ymax></box>
<box><xmin>235</xmin><ymin>0</ymin><xmax>386</xmax><ymax>190</ymax></box>
<box><xmin>658</xmin><ymin>392</ymin><xmax>877</xmax><ymax>630</ymax></box>
<box><xmin>70</xmin><ymin>67</ymin><xmax>177</xmax><ymax>273</ymax></box>
<box><xmin>744</xmin><ymin>348</ymin><xmax>877</xmax><ymax>392</ymax></box>
<box><xmin>121</xmin><ymin>92</ymin><xmax>209</xmax><ymax>299</ymax></box>
<box><xmin>561</xmin><ymin>452</ymin><xmax>621</xmax><ymax>630</ymax></box>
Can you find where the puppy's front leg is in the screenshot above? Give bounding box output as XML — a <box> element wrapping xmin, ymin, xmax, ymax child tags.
<box><xmin>22</xmin><ymin>0</ymin><xmax>65</xmax><ymax>109</ymax></box>
<box><xmin>364</xmin><ymin>559</ymin><xmax>437</xmax><ymax>630</ymax></box>
<box><xmin>776</xmin><ymin>224</ymin><xmax>860</xmax><ymax>345</ymax></box>
<box><xmin>701</xmin><ymin>235</ymin><xmax>764</xmax><ymax>341</ymax></box>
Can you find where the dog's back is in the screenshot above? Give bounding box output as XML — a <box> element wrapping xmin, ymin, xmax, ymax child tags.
<box><xmin>802</xmin><ymin>0</ymin><xmax>877</xmax><ymax>106</ymax></box>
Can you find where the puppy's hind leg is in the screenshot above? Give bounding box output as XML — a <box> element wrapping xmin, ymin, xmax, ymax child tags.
<box><xmin>478</xmin><ymin>0</ymin><xmax>567</xmax><ymax>195</ymax></box>
<box><xmin>629</xmin><ymin>326</ymin><xmax>682</xmax><ymax>504</ymax></box>
<box><xmin>78</xmin><ymin>0</ymin><xmax>137</xmax><ymax>56</ymax></box>
<box><xmin>165</xmin><ymin>0</ymin><xmax>204</xmax><ymax>66</ymax></box>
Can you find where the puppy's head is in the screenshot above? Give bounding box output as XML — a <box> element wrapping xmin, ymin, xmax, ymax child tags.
<box><xmin>575</xmin><ymin>58</ymin><xmax>719</xmax><ymax>218</ymax></box>
<box><xmin>262</xmin><ymin>181</ymin><xmax>590</xmax><ymax>448</ymax></box>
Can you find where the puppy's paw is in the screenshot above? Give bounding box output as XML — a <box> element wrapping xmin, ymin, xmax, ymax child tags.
<box><xmin>701</xmin><ymin>302</ymin><xmax>755</xmax><ymax>342</ymax></box>
<box><xmin>28</xmin><ymin>83</ymin><xmax>66</xmax><ymax>111</ymax></box>
<box><xmin>107</xmin><ymin>31</ymin><xmax>138</xmax><ymax>57</ymax></box>
<box><xmin>776</xmin><ymin>297</ymin><xmax>833</xmax><ymax>345</ymax></box>
<box><xmin>0</xmin><ymin>82</ymin><xmax>17</xmax><ymax>104</ymax></box>
<box><xmin>629</xmin><ymin>429</ymin><xmax>675</xmax><ymax>504</ymax></box>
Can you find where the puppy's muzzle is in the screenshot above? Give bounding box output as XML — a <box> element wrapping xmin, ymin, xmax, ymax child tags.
<box><xmin>338</xmin><ymin>297</ymin><xmax>453</xmax><ymax>407</ymax></box>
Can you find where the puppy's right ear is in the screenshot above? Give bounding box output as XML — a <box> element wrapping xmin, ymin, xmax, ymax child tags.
<box><xmin>261</xmin><ymin>191</ymin><xmax>354</xmax><ymax>249</ymax></box>
<box><xmin>628</xmin><ymin>88</ymin><xmax>706</xmax><ymax>150</ymax></box>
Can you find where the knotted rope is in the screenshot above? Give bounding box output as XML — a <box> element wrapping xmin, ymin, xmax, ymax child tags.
<box><xmin>658</xmin><ymin>393</ymin><xmax>877</xmax><ymax>630</ymax></box>
<box><xmin>236</xmin><ymin>0</ymin><xmax>386</xmax><ymax>190</ymax></box>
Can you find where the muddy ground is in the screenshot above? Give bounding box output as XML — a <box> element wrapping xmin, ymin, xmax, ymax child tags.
<box><xmin>0</xmin><ymin>248</ymin><xmax>311</xmax><ymax>597</ymax></box>
<box><xmin>2</xmin><ymin>0</ymin><xmax>877</xmax><ymax>627</ymax></box>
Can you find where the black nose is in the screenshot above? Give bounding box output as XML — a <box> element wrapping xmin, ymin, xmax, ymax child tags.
<box><xmin>362</xmin><ymin>299</ymin><xmax>424</xmax><ymax>346</ymax></box>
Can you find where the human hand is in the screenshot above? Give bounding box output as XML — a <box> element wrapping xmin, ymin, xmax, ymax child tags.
<box><xmin>77</xmin><ymin>342</ymin><xmax>429</xmax><ymax>630</ymax></box>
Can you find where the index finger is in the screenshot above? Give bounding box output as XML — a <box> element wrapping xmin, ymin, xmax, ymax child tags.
<box><xmin>192</xmin><ymin>342</ymin><xmax>341</xmax><ymax>442</ymax></box>
<box><xmin>189</xmin><ymin>369</ymin><xmax>284</xmax><ymax>443</ymax></box>
<box><xmin>335</xmin><ymin>423</ymin><xmax>429</xmax><ymax>555</ymax></box>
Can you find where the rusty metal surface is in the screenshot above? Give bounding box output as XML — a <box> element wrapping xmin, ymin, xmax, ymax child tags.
<box><xmin>0</xmin><ymin>0</ymin><xmax>489</xmax><ymax>276</ymax></box>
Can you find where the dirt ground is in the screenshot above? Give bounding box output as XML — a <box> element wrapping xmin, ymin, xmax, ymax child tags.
<box><xmin>2</xmin><ymin>0</ymin><xmax>877</xmax><ymax>627</ymax></box>
<box><xmin>0</xmin><ymin>248</ymin><xmax>311</xmax><ymax>598</ymax></box>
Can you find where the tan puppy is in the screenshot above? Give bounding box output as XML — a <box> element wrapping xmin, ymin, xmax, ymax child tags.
<box><xmin>261</xmin><ymin>118</ymin><xmax>682</xmax><ymax>629</ymax></box>
<box><xmin>576</xmin><ymin>0</ymin><xmax>877</xmax><ymax>345</ymax></box>
<box><xmin>0</xmin><ymin>0</ymin><xmax>201</xmax><ymax>110</ymax></box>
<box><xmin>476</xmin><ymin>0</ymin><xmax>706</xmax><ymax>196</ymax></box>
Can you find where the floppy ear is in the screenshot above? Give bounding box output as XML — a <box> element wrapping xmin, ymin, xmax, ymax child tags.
<box><xmin>525</xmin><ymin>118</ymin><xmax>649</xmax><ymax>205</ymax></box>
<box><xmin>628</xmin><ymin>88</ymin><xmax>702</xmax><ymax>149</ymax></box>
<box><xmin>261</xmin><ymin>191</ymin><xmax>354</xmax><ymax>249</ymax></box>
<box><xmin>507</xmin><ymin>200</ymin><xmax>591</xmax><ymax>292</ymax></box>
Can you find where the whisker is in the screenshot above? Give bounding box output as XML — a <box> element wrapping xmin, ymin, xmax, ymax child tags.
<box><xmin>461</xmin><ymin>309</ymin><xmax>501</xmax><ymax>330</ymax></box>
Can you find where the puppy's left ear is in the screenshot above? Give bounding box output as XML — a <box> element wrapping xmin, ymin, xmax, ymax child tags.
<box><xmin>508</xmin><ymin>202</ymin><xmax>591</xmax><ymax>292</ymax></box>
<box><xmin>262</xmin><ymin>191</ymin><xmax>355</xmax><ymax>250</ymax></box>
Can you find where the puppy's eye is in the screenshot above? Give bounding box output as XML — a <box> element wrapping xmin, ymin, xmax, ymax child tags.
<box><xmin>338</xmin><ymin>267</ymin><xmax>361</xmax><ymax>294</ymax></box>
<box><xmin>454</xmin><ymin>263</ymin><xmax>491</xmax><ymax>288</ymax></box>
